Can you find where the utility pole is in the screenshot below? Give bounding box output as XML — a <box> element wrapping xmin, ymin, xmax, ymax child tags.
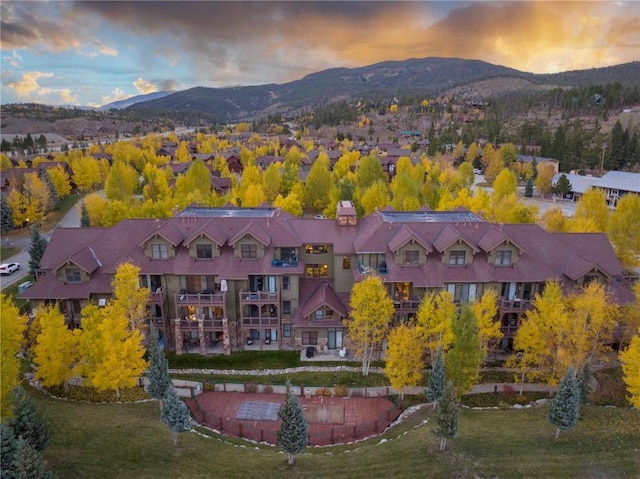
<box><xmin>599</xmin><ymin>143</ymin><xmax>607</xmax><ymax>176</ymax></box>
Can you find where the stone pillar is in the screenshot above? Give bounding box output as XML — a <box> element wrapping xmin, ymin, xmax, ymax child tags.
<box><xmin>198</xmin><ymin>316</ymin><xmax>206</xmax><ymax>354</ymax></box>
<box><xmin>222</xmin><ymin>317</ymin><xmax>231</xmax><ymax>355</ymax></box>
<box><xmin>174</xmin><ymin>318</ymin><xmax>183</xmax><ymax>355</ymax></box>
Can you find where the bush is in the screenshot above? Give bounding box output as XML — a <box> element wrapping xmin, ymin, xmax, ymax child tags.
<box><xmin>203</xmin><ymin>382</ymin><xmax>216</xmax><ymax>392</ymax></box>
<box><xmin>503</xmin><ymin>384</ymin><xmax>515</xmax><ymax>396</ymax></box>
<box><xmin>515</xmin><ymin>395</ymin><xmax>529</xmax><ymax>405</ymax></box>
<box><xmin>334</xmin><ymin>384</ymin><xmax>349</xmax><ymax>397</ymax></box>
<box><xmin>46</xmin><ymin>385</ymin><xmax>151</xmax><ymax>402</ymax></box>
<box><xmin>498</xmin><ymin>401</ymin><xmax>511</xmax><ymax>410</ymax></box>
<box><xmin>315</xmin><ymin>387</ymin><xmax>331</xmax><ymax>397</ymax></box>
<box><xmin>263</xmin><ymin>384</ymin><xmax>273</xmax><ymax>394</ymax></box>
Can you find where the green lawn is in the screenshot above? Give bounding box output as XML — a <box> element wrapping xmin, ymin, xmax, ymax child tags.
<box><xmin>36</xmin><ymin>385</ymin><xmax>640</xmax><ymax>479</ymax></box>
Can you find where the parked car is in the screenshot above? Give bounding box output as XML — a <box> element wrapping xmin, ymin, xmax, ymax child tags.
<box><xmin>0</xmin><ymin>262</ymin><xmax>20</xmax><ymax>275</ymax></box>
<box><xmin>473</xmin><ymin>168</ymin><xmax>483</xmax><ymax>175</ymax></box>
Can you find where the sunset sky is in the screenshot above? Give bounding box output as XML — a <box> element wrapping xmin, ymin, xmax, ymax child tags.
<box><xmin>1</xmin><ymin>1</ymin><xmax>638</xmax><ymax>107</ymax></box>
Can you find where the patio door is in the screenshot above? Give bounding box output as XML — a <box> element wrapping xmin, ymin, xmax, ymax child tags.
<box><xmin>328</xmin><ymin>328</ymin><xmax>343</xmax><ymax>349</ymax></box>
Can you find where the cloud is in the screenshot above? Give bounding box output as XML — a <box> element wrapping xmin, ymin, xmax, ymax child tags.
<box><xmin>7</xmin><ymin>71</ymin><xmax>54</xmax><ymax>97</ymax></box>
<box><xmin>101</xmin><ymin>87</ymin><xmax>129</xmax><ymax>105</ymax></box>
<box><xmin>133</xmin><ymin>76</ymin><xmax>157</xmax><ymax>94</ymax></box>
<box><xmin>2</xmin><ymin>50</ymin><xmax>22</xmax><ymax>68</ymax></box>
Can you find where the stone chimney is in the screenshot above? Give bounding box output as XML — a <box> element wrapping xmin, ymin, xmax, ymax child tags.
<box><xmin>336</xmin><ymin>200</ymin><xmax>357</xmax><ymax>226</ymax></box>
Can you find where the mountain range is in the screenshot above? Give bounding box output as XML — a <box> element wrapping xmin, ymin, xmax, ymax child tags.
<box><xmin>120</xmin><ymin>57</ymin><xmax>640</xmax><ymax>123</ymax></box>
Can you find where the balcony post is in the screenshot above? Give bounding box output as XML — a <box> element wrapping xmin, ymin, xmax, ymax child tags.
<box><xmin>198</xmin><ymin>316</ymin><xmax>206</xmax><ymax>354</ymax></box>
<box><xmin>222</xmin><ymin>317</ymin><xmax>231</xmax><ymax>355</ymax></box>
<box><xmin>174</xmin><ymin>318</ymin><xmax>183</xmax><ymax>355</ymax></box>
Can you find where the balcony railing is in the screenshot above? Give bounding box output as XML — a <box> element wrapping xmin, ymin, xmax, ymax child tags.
<box><xmin>271</xmin><ymin>259</ymin><xmax>299</xmax><ymax>268</ymax></box>
<box><xmin>148</xmin><ymin>289</ymin><xmax>167</xmax><ymax>304</ymax></box>
<box><xmin>358</xmin><ymin>262</ymin><xmax>387</xmax><ymax>274</ymax></box>
<box><xmin>498</xmin><ymin>298</ymin><xmax>533</xmax><ymax>312</ymax></box>
<box><xmin>176</xmin><ymin>291</ymin><xmax>225</xmax><ymax>305</ymax></box>
<box><xmin>240</xmin><ymin>290</ymin><xmax>280</xmax><ymax>304</ymax></box>
<box><xmin>241</xmin><ymin>316</ymin><xmax>280</xmax><ymax>327</ymax></box>
<box><xmin>394</xmin><ymin>299</ymin><xmax>420</xmax><ymax>312</ymax></box>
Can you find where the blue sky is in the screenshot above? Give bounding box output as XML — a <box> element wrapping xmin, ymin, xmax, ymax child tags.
<box><xmin>1</xmin><ymin>1</ymin><xmax>638</xmax><ymax>108</ymax></box>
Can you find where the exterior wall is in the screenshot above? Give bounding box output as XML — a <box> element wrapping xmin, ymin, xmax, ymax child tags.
<box><xmin>188</xmin><ymin>239</ymin><xmax>220</xmax><ymax>258</ymax></box>
<box><xmin>299</xmin><ymin>244</ymin><xmax>333</xmax><ymax>278</ymax></box>
<box><xmin>233</xmin><ymin>237</ymin><xmax>265</xmax><ymax>258</ymax></box>
<box><xmin>486</xmin><ymin>243</ymin><xmax>520</xmax><ymax>265</ymax></box>
<box><xmin>394</xmin><ymin>242</ymin><xmax>427</xmax><ymax>266</ymax></box>
<box><xmin>333</xmin><ymin>255</ymin><xmax>355</xmax><ymax>293</ymax></box>
<box><xmin>143</xmin><ymin>236</ymin><xmax>175</xmax><ymax>258</ymax></box>
<box><xmin>55</xmin><ymin>263</ymin><xmax>90</xmax><ymax>283</ymax></box>
<box><xmin>442</xmin><ymin>241</ymin><xmax>475</xmax><ymax>265</ymax></box>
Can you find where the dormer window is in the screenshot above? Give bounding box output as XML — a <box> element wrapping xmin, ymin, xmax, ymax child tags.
<box><xmin>196</xmin><ymin>244</ymin><xmax>213</xmax><ymax>259</ymax></box>
<box><xmin>151</xmin><ymin>244</ymin><xmax>168</xmax><ymax>259</ymax></box>
<box><xmin>403</xmin><ymin>250</ymin><xmax>419</xmax><ymax>266</ymax></box>
<box><xmin>449</xmin><ymin>250</ymin><xmax>466</xmax><ymax>266</ymax></box>
<box><xmin>495</xmin><ymin>250</ymin><xmax>512</xmax><ymax>266</ymax></box>
<box><xmin>241</xmin><ymin>244</ymin><xmax>257</xmax><ymax>259</ymax></box>
<box><xmin>65</xmin><ymin>267</ymin><xmax>82</xmax><ymax>283</ymax></box>
<box><xmin>306</xmin><ymin>244</ymin><xmax>328</xmax><ymax>254</ymax></box>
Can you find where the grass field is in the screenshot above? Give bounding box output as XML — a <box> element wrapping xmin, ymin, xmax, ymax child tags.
<box><xmin>36</xmin><ymin>386</ymin><xmax>639</xmax><ymax>479</ymax></box>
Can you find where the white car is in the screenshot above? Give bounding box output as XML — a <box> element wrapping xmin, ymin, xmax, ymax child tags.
<box><xmin>0</xmin><ymin>262</ymin><xmax>20</xmax><ymax>275</ymax></box>
<box><xmin>473</xmin><ymin>168</ymin><xmax>483</xmax><ymax>175</ymax></box>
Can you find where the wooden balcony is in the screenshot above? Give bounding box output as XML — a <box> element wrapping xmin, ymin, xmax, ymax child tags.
<box><xmin>239</xmin><ymin>290</ymin><xmax>280</xmax><ymax>304</ymax></box>
<box><xmin>241</xmin><ymin>316</ymin><xmax>280</xmax><ymax>328</ymax></box>
<box><xmin>148</xmin><ymin>289</ymin><xmax>167</xmax><ymax>304</ymax></box>
<box><xmin>394</xmin><ymin>299</ymin><xmax>420</xmax><ymax>313</ymax></box>
<box><xmin>176</xmin><ymin>291</ymin><xmax>225</xmax><ymax>306</ymax></box>
<box><xmin>498</xmin><ymin>298</ymin><xmax>533</xmax><ymax>313</ymax></box>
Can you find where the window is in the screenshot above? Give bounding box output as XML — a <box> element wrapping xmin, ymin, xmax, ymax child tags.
<box><xmin>196</xmin><ymin>244</ymin><xmax>213</xmax><ymax>259</ymax></box>
<box><xmin>403</xmin><ymin>250</ymin><xmax>419</xmax><ymax>265</ymax></box>
<box><xmin>280</xmin><ymin>247</ymin><xmax>296</xmax><ymax>262</ymax></box>
<box><xmin>283</xmin><ymin>300</ymin><xmax>291</xmax><ymax>315</ymax></box>
<box><xmin>305</xmin><ymin>264</ymin><xmax>328</xmax><ymax>277</ymax></box>
<box><xmin>283</xmin><ymin>323</ymin><xmax>292</xmax><ymax>337</ymax></box>
<box><xmin>449</xmin><ymin>250</ymin><xmax>466</xmax><ymax>265</ymax></box>
<box><xmin>282</xmin><ymin>276</ymin><xmax>290</xmax><ymax>290</ymax></box>
<box><xmin>302</xmin><ymin>331</ymin><xmax>318</xmax><ymax>345</ymax></box>
<box><xmin>460</xmin><ymin>283</ymin><xmax>478</xmax><ymax>302</ymax></box>
<box><xmin>495</xmin><ymin>250</ymin><xmax>512</xmax><ymax>266</ymax></box>
<box><xmin>305</xmin><ymin>244</ymin><xmax>328</xmax><ymax>254</ymax></box>
<box><xmin>241</xmin><ymin>243</ymin><xmax>257</xmax><ymax>259</ymax></box>
<box><xmin>343</xmin><ymin>257</ymin><xmax>351</xmax><ymax>270</ymax></box>
<box><xmin>151</xmin><ymin>243</ymin><xmax>168</xmax><ymax>259</ymax></box>
<box><xmin>314</xmin><ymin>310</ymin><xmax>323</xmax><ymax>320</ymax></box>
<box><xmin>65</xmin><ymin>268</ymin><xmax>81</xmax><ymax>283</ymax></box>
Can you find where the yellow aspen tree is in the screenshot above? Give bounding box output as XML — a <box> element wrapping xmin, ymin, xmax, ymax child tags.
<box><xmin>6</xmin><ymin>188</ymin><xmax>28</xmax><ymax>226</ymax></box>
<box><xmin>619</xmin><ymin>330</ymin><xmax>640</xmax><ymax>407</ymax></box>
<box><xmin>492</xmin><ymin>169</ymin><xmax>518</xmax><ymax>201</ymax></box>
<box><xmin>263</xmin><ymin>162</ymin><xmax>282</xmax><ymax>203</ymax></box>
<box><xmin>112</xmin><ymin>262</ymin><xmax>150</xmax><ymax>333</ymax></box>
<box><xmin>540</xmin><ymin>207</ymin><xmax>568</xmax><ymax>232</ymax></box>
<box><xmin>416</xmin><ymin>291</ymin><xmax>456</xmax><ymax>365</ymax></box>
<box><xmin>273</xmin><ymin>192</ymin><xmax>303</xmax><ymax>217</ymax></box>
<box><xmin>511</xmin><ymin>281</ymin><xmax>568</xmax><ymax>385</ymax></box>
<box><xmin>499</xmin><ymin>143</ymin><xmax>517</xmax><ymax>168</ymax></box>
<box><xmin>481</xmin><ymin>144</ymin><xmax>504</xmax><ymax>184</ymax></box>
<box><xmin>105</xmin><ymin>161</ymin><xmax>138</xmax><ymax>203</ymax></box>
<box><xmin>32</xmin><ymin>306</ymin><xmax>80</xmax><ymax>392</ymax></box>
<box><xmin>346</xmin><ymin>275</ymin><xmax>394</xmax><ymax>376</ymax></box>
<box><xmin>23</xmin><ymin>171</ymin><xmax>51</xmax><ymax>222</ymax></box>
<box><xmin>466</xmin><ymin>142</ymin><xmax>479</xmax><ymax>164</ymax></box>
<box><xmin>304</xmin><ymin>153</ymin><xmax>331</xmax><ymax>212</ymax></box>
<box><xmin>446</xmin><ymin>304</ymin><xmax>482</xmax><ymax>396</ymax></box>
<box><xmin>384</xmin><ymin>322</ymin><xmax>424</xmax><ymax>400</ymax></box>
<box><xmin>0</xmin><ymin>294</ymin><xmax>27</xmax><ymax>416</ymax></box>
<box><xmin>82</xmin><ymin>192</ymin><xmax>107</xmax><ymax>227</ymax></box>
<box><xmin>47</xmin><ymin>164</ymin><xmax>72</xmax><ymax>199</ymax></box>
<box><xmin>606</xmin><ymin>194</ymin><xmax>640</xmax><ymax>270</ymax></box>
<box><xmin>142</xmin><ymin>163</ymin><xmax>172</xmax><ymax>203</ymax></box>
<box><xmin>71</xmin><ymin>155</ymin><xmax>102</xmax><ymax>193</ymax></box>
<box><xmin>471</xmin><ymin>289</ymin><xmax>501</xmax><ymax>365</ymax></box>
<box><xmin>0</xmin><ymin>153</ymin><xmax>12</xmax><ymax>171</ymax></box>
<box><xmin>360</xmin><ymin>181</ymin><xmax>390</xmax><ymax>215</ymax></box>
<box><xmin>242</xmin><ymin>183</ymin><xmax>266</xmax><ymax>207</ymax></box>
<box><xmin>569</xmin><ymin>188</ymin><xmax>609</xmax><ymax>232</ymax></box>
<box><xmin>535</xmin><ymin>163</ymin><xmax>555</xmax><ymax>199</ymax></box>
<box><xmin>175</xmin><ymin>141</ymin><xmax>191</xmax><ymax>163</ymax></box>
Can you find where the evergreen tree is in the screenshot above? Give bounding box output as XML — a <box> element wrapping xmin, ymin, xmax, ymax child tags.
<box><xmin>433</xmin><ymin>381</ymin><xmax>459</xmax><ymax>451</ymax></box>
<box><xmin>547</xmin><ymin>367</ymin><xmax>581</xmax><ymax>439</ymax></box>
<box><xmin>7</xmin><ymin>387</ymin><xmax>49</xmax><ymax>452</ymax></box>
<box><xmin>277</xmin><ymin>381</ymin><xmax>308</xmax><ymax>465</ymax></box>
<box><xmin>1</xmin><ymin>422</ymin><xmax>18</xmax><ymax>478</ymax></box>
<box><xmin>577</xmin><ymin>363</ymin><xmax>592</xmax><ymax>404</ymax></box>
<box><xmin>42</xmin><ymin>171</ymin><xmax>59</xmax><ymax>210</ymax></box>
<box><xmin>552</xmin><ymin>173</ymin><xmax>572</xmax><ymax>198</ymax></box>
<box><xmin>80</xmin><ymin>202</ymin><xmax>90</xmax><ymax>227</ymax></box>
<box><xmin>28</xmin><ymin>226</ymin><xmax>48</xmax><ymax>278</ymax></box>
<box><xmin>425</xmin><ymin>343</ymin><xmax>445</xmax><ymax>409</ymax></box>
<box><xmin>1</xmin><ymin>194</ymin><xmax>14</xmax><ymax>233</ymax></box>
<box><xmin>12</xmin><ymin>436</ymin><xmax>55</xmax><ymax>479</ymax></box>
<box><xmin>146</xmin><ymin>322</ymin><xmax>172</xmax><ymax>411</ymax></box>
<box><xmin>524</xmin><ymin>178</ymin><xmax>533</xmax><ymax>198</ymax></box>
<box><xmin>160</xmin><ymin>386</ymin><xmax>192</xmax><ymax>446</ymax></box>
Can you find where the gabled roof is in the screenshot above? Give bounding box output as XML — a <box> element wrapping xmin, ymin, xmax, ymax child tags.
<box><xmin>228</xmin><ymin>220</ymin><xmax>271</xmax><ymax>247</ymax></box>
<box><xmin>55</xmin><ymin>245</ymin><xmax>102</xmax><ymax>274</ymax></box>
<box><xmin>299</xmin><ymin>280</ymin><xmax>348</xmax><ymax>319</ymax></box>
<box><xmin>593</xmin><ymin>171</ymin><xmax>640</xmax><ymax>193</ymax></box>
<box><xmin>139</xmin><ymin>220</ymin><xmax>184</xmax><ymax>247</ymax></box>
<box><xmin>477</xmin><ymin>226</ymin><xmax>524</xmax><ymax>253</ymax></box>
<box><xmin>562</xmin><ymin>252</ymin><xmax>599</xmax><ymax>281</ymax></box>
<box><xmin>387</xmin><ymin>224</ymin><xmax>432</xmax><ymax>253</ymax></box>
<box><xmin>433</xmin><ymin>225</ymin><xmax>479</xmax><ymax>253</ymax></box>
<box><xmin>183</xmin><ymin>220</ymin><xmax>227</xmax><ymax>247</ymax></box>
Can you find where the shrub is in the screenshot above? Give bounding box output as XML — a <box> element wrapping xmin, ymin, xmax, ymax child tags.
<box><xmin>46</xmin><ymin>385</ymin><xmax>151</xmax><ymax>402</ymax></box>
<box><xmin>334</xmin><ymin>384</ymin><xmax>349</xmax><ymax>397</ymax></box>
<box><xmin>498</xmin><ymin>401</ymin><xmax>511</xmax><ymax>410</ymax></box>
<box><xmin>503</xmin><ymin>384</ymin><xmax>515</xmax><ymax>396</ymax></box>
<box><xmin>203</xmin><ymin>382</ymin><xmax>216</xmax><ymax>392</ymax></box>
<box><xmin>263</xmin><ymin>384</ymin><xmax>273</xmax><ymax>394</ymax></box>
<box><xmin>245</xmin><ymin>383</ymin><xmax>258</xmax><ymax>393</ymax></box>
<box><xmin>315</xmin><ymin>387</ymin><xmax>331</xmax><ymax>397</ymax></box>
<box><xmin>515</xmin><ymin>395</ymin><xmax>529</xmax><ymax>405</ymax></box>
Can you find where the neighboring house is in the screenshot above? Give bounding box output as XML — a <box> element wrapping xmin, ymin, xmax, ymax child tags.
<box><xmin>23</xmin><ymin>202</ymin><xmax>635</xmax><ymax>356</ymax></box>
<box><xmin>552</xmin><ymin>171</ymin><xmax>640</xmax><ymax>208</ymax></box>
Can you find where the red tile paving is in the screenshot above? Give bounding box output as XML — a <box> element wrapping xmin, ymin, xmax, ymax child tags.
<box><xmin>187</xmin><ymin>391</ymin><xmax>401</xmax><ymax>446</ymax></box>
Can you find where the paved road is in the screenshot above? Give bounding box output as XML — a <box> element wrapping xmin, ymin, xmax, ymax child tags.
<box><xmin>1</xmin><ymin>194</ymin><xmax>83</xmax><ymax>291</ymax></box>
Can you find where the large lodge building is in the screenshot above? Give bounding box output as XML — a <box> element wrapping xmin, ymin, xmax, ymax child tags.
<box><xmin>23</xmin><ymin>201</ymin><xmax>635</xmax><ymax>355</ymax></box>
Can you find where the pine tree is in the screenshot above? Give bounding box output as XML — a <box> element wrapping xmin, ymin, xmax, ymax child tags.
<box><xmin>80</xmin><ymin>202</ymin><xmax>90</xmax><ymax>228</ymax></box>
<box><xmin>1</xmin><ymin>422</ymin><xmax>18</xmax><ymax>478</ymax></box>
<box><xmin>277</xmin><ymin>381</ymin><xmax>308</xmax><ymax>465</ymax></box>
<box><xmin>433</xmin><ymin>381</ymin><xmax>459</xmax><ymax>451</ymax></box>
<box><xmin>160</xmin><ymin>386</ymin><xmax>192</xmax><ymax>446</ymax></box>
<box><xmin>1</xmin><ymin>194</ymin><xmax>14</xmax><ymax>233</ymax></box>
<box><xmin>425</xmin><ymin>343</ymin><xmax>445</xmax><ymax>409</ymax></box>
<box><xmin>42</xmin><ymin>171</ymin><xmax>59</xmax><ymax>210</ymax></box>
<box><xmin>146</xmin><ymin>322</ymin><xmax>172</xmax><ymax>411</ymax></box>
<box><xmin>524</xmin><ymin>178</ymin><xmax>533</xmax><ymax>198</ymax></box>
<box><xmin>7</xmin><ymin>387</ymin><xmax>49</xmax><ymax>452</ymax></box>
<box><xmin>547</xmin><ymin>367</ymin><xmax>581</xmax><ymax>439</ymax></box>
<box><xmin>577</xmin><ymin>363</ymin><xmax>592</xmax><ymax>404</ymax></box>
<box><xmin>28</xmin><ymin>226</ymin><xmax>48</xmax><ymax>278</ymax></box>
<box><xmin>12</xmin><ymin>436</ymin><xmax>55</xmax><ymax>479</ymax></box>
